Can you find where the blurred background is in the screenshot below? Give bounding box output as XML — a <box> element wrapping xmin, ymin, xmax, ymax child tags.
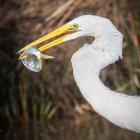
<box><xmin>0</xmin><ymin>0</ymin><xmax>140</xmax><ymax>139</ymax></box>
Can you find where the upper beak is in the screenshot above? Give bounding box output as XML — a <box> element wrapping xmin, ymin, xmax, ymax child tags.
<box><xmin>17</xmin><ymin>24</ymin><xmax>79</xmax><ymax>59</ymax></box>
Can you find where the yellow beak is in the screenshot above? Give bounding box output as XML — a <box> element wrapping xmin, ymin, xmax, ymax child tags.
<box><xmin>17</xmin><ymin>24</ymin><xmax>78</xmax><ymax>59</ymax></box>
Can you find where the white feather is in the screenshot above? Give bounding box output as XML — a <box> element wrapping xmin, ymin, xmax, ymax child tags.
<box><xmin>65</xmin><ymin>15</ymin><xmax>140</xmax><ymax>133</ymax></box>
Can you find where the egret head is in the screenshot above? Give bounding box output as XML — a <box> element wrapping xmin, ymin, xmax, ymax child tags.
<box><xmin>18</xmin><ymin>15</ymin><xmax>123</xmax><ymax>61</ymax></box>
<box><xmin>64</xmin><ymin>15</ymin><xmax>123</xmax><ymax>40</ymax></box>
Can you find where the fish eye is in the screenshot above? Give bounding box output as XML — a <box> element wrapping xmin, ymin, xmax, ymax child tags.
<box><xmin>73</xmin><ymin>24</ymin><xmax>78</xmax><ymax>28</ymax></box>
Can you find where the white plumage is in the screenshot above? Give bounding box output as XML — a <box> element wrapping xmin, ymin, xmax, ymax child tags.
<box><xmin>64</xmin><ymin>15</ymin><xmax>140</xmax><ymax>133</ymax></box>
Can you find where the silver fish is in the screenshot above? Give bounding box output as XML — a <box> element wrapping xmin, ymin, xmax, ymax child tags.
<box><xmin>19</xmin><ymin>46</ymin><xmax>53</xmax><ymax>72</ymax></box>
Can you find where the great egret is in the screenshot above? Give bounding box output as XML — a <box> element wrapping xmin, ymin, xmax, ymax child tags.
<box><xmin>18</xmin><ymin>15</ymin><xmax>140</xmax><ymax>133</ymax></box>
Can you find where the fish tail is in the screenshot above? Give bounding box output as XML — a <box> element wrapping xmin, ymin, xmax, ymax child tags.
<box><xmin>42</xmin><ymin>54</ymin><xmax>54</xmax><ymax>59</ymax></box>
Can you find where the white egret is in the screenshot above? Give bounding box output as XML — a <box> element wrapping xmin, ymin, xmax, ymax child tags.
<box><xmin>18</xmin><ymin>15</ymin><xmax>140</xmax><ymax>133</ymax></box>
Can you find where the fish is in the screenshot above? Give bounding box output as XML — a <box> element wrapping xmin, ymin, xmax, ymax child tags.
<box><xmin>18</xmin><ymin>46</ymin><xmax>53</xmax><ymax>72</ymax></box>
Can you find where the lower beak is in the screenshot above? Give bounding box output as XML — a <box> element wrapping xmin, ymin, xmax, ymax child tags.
<box><xmin>17</xmin><ymin>24</ymin><xmax>78</xmax><ymax>58</ymax></box>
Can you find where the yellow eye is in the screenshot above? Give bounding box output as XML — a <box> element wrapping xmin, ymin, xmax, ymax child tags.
<box><xmin>73</xmin><ymin>23</ymin><xmax>78</xmax><ymax>28</ymax></box>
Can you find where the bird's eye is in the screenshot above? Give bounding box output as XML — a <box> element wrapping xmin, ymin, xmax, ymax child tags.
<box><xmin>73</xmin><ymin>24</ymin><xmax>78</xmax><ymax>28</ymax></box>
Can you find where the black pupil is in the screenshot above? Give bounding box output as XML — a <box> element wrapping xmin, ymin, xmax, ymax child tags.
<box><xmin>74</xmin><ymin>24</ymin><xmax>77</xmax><ymax>27</ymax></box>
